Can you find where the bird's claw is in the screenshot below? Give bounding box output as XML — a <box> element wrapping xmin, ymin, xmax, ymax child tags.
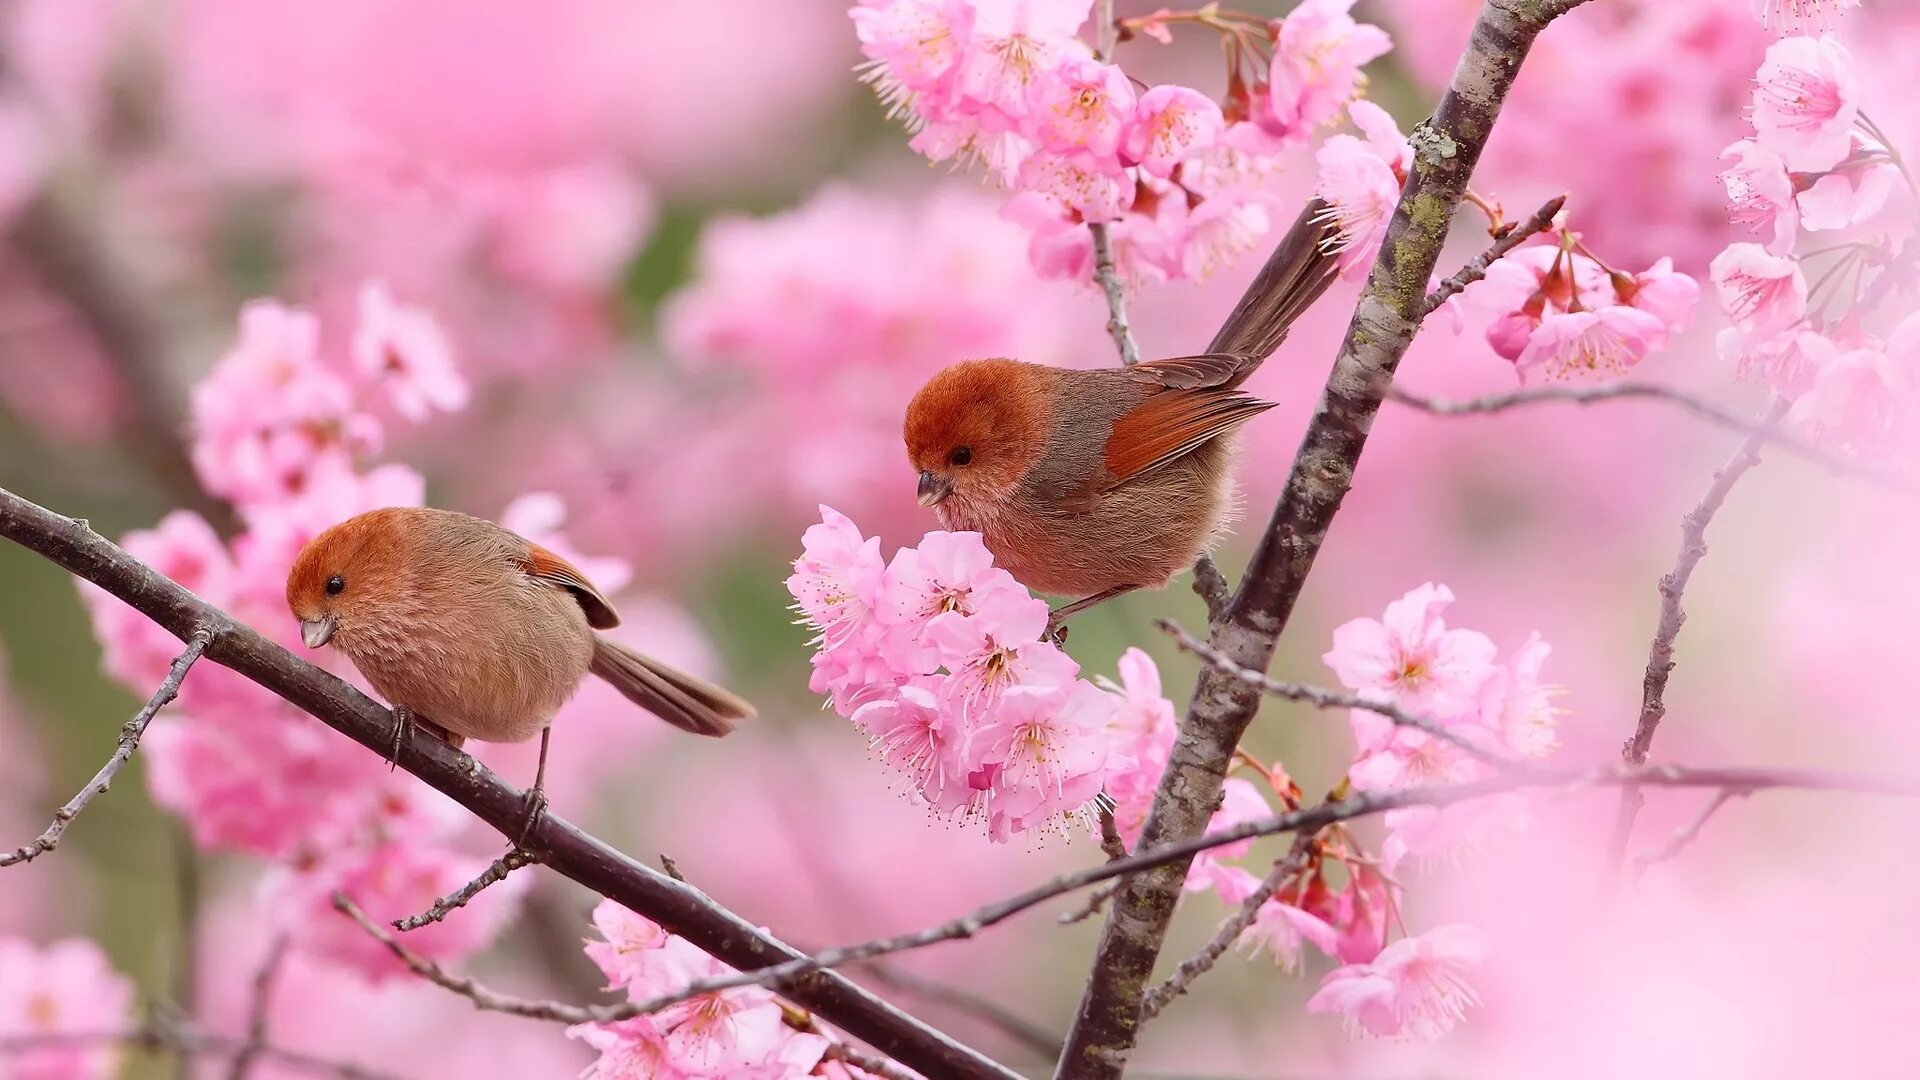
<box><xmin>388</xmin><ymin>705</ymin><xmax>412</xmax><ymax>772</ymax></box>
<box><xmin>515</xmin><ymin>788</ymin><xmax>549</xmax><ymax>848</ymax></box>
<box><xmin>1043</xmin><ymin>613</ymin><xmax>1070</xmax><ymax>645</ymax></box>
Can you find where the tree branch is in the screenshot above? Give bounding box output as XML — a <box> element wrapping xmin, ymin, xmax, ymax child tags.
<box><xmin>393</xmin><ymin>849</ymin><xmax>541</xmax><ymax>932</ymax></box>
<box><xmin>1422</xmin><ymin>194</ymin><xmax>1565</xmax><ymax>315</ymax></box>
<box><xmin>1058</xmin><ymin>9</ymin><xmax>1591</xmax><ymax>1069</ymax></box>
<box><xmin>1388</xmin><ymin>383</ymin><xmax>1903</xmax><ymax>486</ymax></box>
<box><xmin>0</xmin><ymin>1018</ymin><xmax>402</xmax><ymax>1080</ymax></box>
<box><xmin>544</xmin><ymin>762</ymin><xmax>1918</xmax><ymax>1007</ymax></box>
<box><xmin>0</xmin><ymin>485</ymin><xmax>1018</xmax><ymax>1080</ymax></box>
<box><xmin>225</xmin><ymin>934</ymin><xmax>290</xmax><ymax>1080</ymax></box>
<box><xmin>1</xmin><ymin>627</ymin><xmax>210</xmax><ymax>867</ymax></box>
<box><xmin>1602</xmin><ymin>402</ymin><xmax>1786</xmax><ymax>888</ymax></box>
<box><xmin>1138</xmin><ymin>839</ymin><xmax>1315</xmax><ymax>1021</ymax></box>
<box><xmin>1631</xmin><ymin>787</ymin><xmax>1748</xmax><ymax>876</ymax></box>
<box><xmin>1088</xmin><ymin>0</ymin><xmax>1140</xmax><ymax>367</ymax></box>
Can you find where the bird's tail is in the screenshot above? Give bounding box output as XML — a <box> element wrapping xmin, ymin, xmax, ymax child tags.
<box><xmin>1205</xmin><ymin>197</ymin><xmax>1342</xmax><ymax>377</ymax></box>
<box><xmin>589</xmin><ymin>637</ymin><xmax>751</xmax><ymax>738</ymax></box>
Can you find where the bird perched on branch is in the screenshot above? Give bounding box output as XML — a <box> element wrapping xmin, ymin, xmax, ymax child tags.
<box><xmin>286</xmin><ymin>507</ymin><xmax>751</xmax><ymax>835</ymax></box>
<box><xmin>903</xmin><ymin>198</ymin><xmax>1340</xmax><ymax>628</ymax></box>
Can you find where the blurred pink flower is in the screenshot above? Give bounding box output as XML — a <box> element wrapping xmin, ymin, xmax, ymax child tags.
<box><xmin>0</xmin><ymin>936</ymin><xmax>135</xmax><ymax>1080</ymax></box>
<box><xmin>1753</xmin><ymin>0</ymin><xmax>1862</xmax><ymax>34</ymax></box>
<box><xmin>1307</xmin><ymin>924</ymin><xmax>1490</xmax><ymax>1039</ymax></box>
<box><xmin>1721</xmin><ymin>323</ymin><xmax>1828</xmax><ymax>396</ymax></box>
<box><xmin>1751</xmin><ymin>33</ymin><xmax>1859</xmax><ymax>170</ymax></box>
<box><xmin>1262</xmin><ymin>0</ymin><xmax>1393</xmax><ymax>144</ymax></box>
<box><xmin>1241</xmin><ymin>898</ymin><xmax>1342</xmax><ymax>974</ymax></box>
<box><xmin>1795</xmin><ymin>156</ymin><xmax>1896</xmax><ymax>230</ymax></box>
<box><xmin>352</xmin><ymin>280</ymin><xmax>467</xmax><ymax>422</ymax></box>
<box><xmin>1710</xmin><ymin>242</ymin><xmax>1807</xmax><ymax>336</ymax></box>
<box><xmin>1721</xmin><ymin>138</ymin><xmax>1800</xmax><ymax>252</ymax></box>
<box><xmin>1514</xmin><ymin>306</ymin><xmax>1667</xmax><ymax>384</ymax></box>
<box><xmin>1325</xmin><ymin>583</ymin><xmax>1497</xmax><ymax>719</ymax></box>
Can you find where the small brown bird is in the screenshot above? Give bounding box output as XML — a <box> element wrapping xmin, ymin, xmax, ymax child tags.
<box><xmin>286</xmin><ymin>507</ymin><xmax>751</xmax><ymax>831</ymax></box>
<box><xmin>903</xmin><ymin>199</ymin><xmax>1339</xmax><ymax>625</ymax></box>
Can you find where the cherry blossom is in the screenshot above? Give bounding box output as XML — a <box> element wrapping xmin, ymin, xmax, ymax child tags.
<box><xmin>1306</xmin><ymin>925</ymin><xmax>1490</xmax><ymax>1039</ymax></box>
<box><xmin>1751</xmin><ymin>34</ymin><xmax>1859</xmax><ymax>171</ymax></box>
<box><xmin>0</xmin><ymin>936</ymin><xmax>135</xmax><ymax>1080</ymax></box>
<box><xmin>1262</xmin><ymin>0</ymin><xmax>1393</xmax><ymax>144</ymax></box>
<box><xmin>1123</xmin><ymin>85</ymin><xmax>1224</xmax><ymax>178</ymax></box>
<box><xmin>1710</xmin><ymin>242</ymin><xmax>1809</xmax><ymax>336</ymax></box>
<box><xmin>1324</xmin><ymin>583</ymin><xmax>1497</xmax><ymax>719</ymax></box>
<box><xmin>1721</xmin><ymin>138</ymin><xmax>1800</xmax><ymax>252</ymax></box>
<box><xmin>352</xmin><ymin>280</ymin><xmax>467</xmax><ymax>422</ymax></box>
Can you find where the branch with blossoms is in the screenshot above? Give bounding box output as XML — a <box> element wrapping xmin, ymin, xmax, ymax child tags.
<box><xmin>0</xmin><ymin>484</ymin><xmax>1020</xmax><ymax>1080</ymax></box>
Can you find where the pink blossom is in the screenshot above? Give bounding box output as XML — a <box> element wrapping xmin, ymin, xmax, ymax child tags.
<box><xmin>1015</xmin><ymin>149</ymin><xmax>1133</xmax><ymax>222</ymax></box>
<box><xmin>1315</xmin><ymin>132</ymin><xmax>1400</xmax><ymax>280</ymax></box>
<box><xmin>1721</xmin><ymin>139</ymin><xmax>1800</xmax><ymax>253</ymax></box>
<box><xmin>352</xmin><ymin>280</ymin><xmax>467</xmax><ymax>422</ymax></box>
<box><xmin>0</xmin><ymin>936</ymin><xmax>135</xmax><ymax>1080</ymax></box>
<box><xmin>1789</xmin><ymin>338</ymin><xmax>1909</xmax><ymax>457</ymax></box>
<box><xmin>1240</xmin><ymin>898</ymin><xmax>1342</xmax><ymax>973</ymax></box>
<box><xmin>1324</xmin><ymin>583</ymin><xmax>1498</xmax><ymax>719</ymax></box>
<box><xmin>1306</xmin><ymin>924</ymin><xmax>1489</xmax><ymax>1039</ymax></box>
<box><xmin>969</xmin><ymin>682</ymin><xmax>1114</xmax><ymax>839</ymax></box>
<box><xmin>1722</xmin><ymin>324</ymin><xmax>1830</xmax><ymax>397</ymax></box>
<box><xmin>876</xmin><ymin>530</ymin><xmax>1026</xmax><ymax>672</ymax></box>
<box><xmin>1185</xmin><ymin>778</ymin><xmax>1274</xmax><ymax>892</ymax></box>
<box><xmin>925</xmin><ymin>596</ymin><xmax>1076</xmax><ymax>722</ymax></box>
<box><xmin>787</xmin><ymin>506</ymin><xmax>886</xmax><ymax>651</ymax></box>
<box><xmin>1123</xmin><ymin>84</ymin><xmax>1224</xmax><ymax>178</ymax></box>
<box><xmin>1710</xmin><ymin>242</ymin><xmax>1807</xmax><ymax>336</ymax></box>
<box><xmin>1098</xmin><ymin>648</ymin><xmax>1176</xmax><ymax>847</ymax></box>
<box><xmin>1178</xmin><ymin>191</ymin><xmax>1270</xmax><ymax>281</ymax></box>
<box><xmin>80</xmin><ymin>510</ymin><xmax>233</xmax><ymax>695</ymax></box>
<box><xmin>1751</xmin><ymin>34</ymin><xmax>1859</xmax><ymax>171</ymax></box>
<box><xmin>1478</xmin><ymin>633</ymin><xmax>1559</xmax><ymax>759</ymax></box>
<box><xmin>1796</xmin><ymin>160</ymin><xmax>1896</xmax><ymax>231</ymax></box>
<box><xmin>953</xmin><ymin>0</ymin><xmax>1093</xmax><ymax>125</ymax></box>
<box><xmin>1028</xmin><ymin>53</ymin><xmax>1134</xmax><ymax>161</ymax></box>
<box><xmin>488</xmin><ymin>160</ymin><xmax>658</xmax><ymax>292</ymax></box>
<box><xmin>1615</xmin><ymin>256</ymin><xmax>1701</xmax><ymax>332</ymax></box>
<box><xmin>1262</xmin><ymin>0</ymin><xmax>1393</xmax><ymax>143</ymax></box>
<box><xmin>1752</xmin><ymin>0</ymin><xmax>1861</xmax><ymax>36</ymax></box>
<box><xmin>854</xmin><ymin>0</ymin><xmax>973</xmax><ymax>107</ymax></box>
<box><xmin>581</xmin><ymin>898</ymin><xmax>671</xmax><ymax>992</ymax></box>
<box><xmin>0</xmin><ymin>102</ymin><xmax>45</xmax><ymax>225</ymax></box>
<box><xmin>1514</xmin><ymin>305</ymin><xmax>1667</xmax><ymax>384</ymax></box>
<box><xmin>852</xmin><ymin>678</ymin><xmax>971</xmax><ymax>806</ymax></box>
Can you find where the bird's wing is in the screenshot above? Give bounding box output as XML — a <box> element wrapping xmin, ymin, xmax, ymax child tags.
<box><xmin>1101</xmin><ymin>388</ymin><xmax>1276</xmax><ymax>487</ymax></box>
<box><xmin>519</xmin><ymin>543</ymin><xmax>622</xmax><ymax>629</ymax></box>
<box><xmin>1122</xmin><ymin>352</ymin><xmax>1261</xmax><ymax>390</ymax></box>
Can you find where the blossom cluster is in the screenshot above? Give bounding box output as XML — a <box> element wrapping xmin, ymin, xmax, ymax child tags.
<box><xmin>852</xmin><ymin>0</ymin><xmax>1391</xmax><ymax>284</ymax></box>
<box><xmin>75</xmin><ymin>289</ymin><xmax>683</xmax><ymax>982</ymax></box>
<box><xmin>568</xmin><ymin>901</ymin><xmax>882</xmax><ymax>1079</ymax></box>
<box><xmin>1712</xmin><ymin>32</ymin><xmax>1919</xmax><ymax>459</ymax></box>
<box><xmin>0</xmin><ymin>936</ymin><xmax>135</xmax><ymax>1080</ymax></box>
<box><xmin>786</xmin><ymin>507</ymin><xmax>1174</xmax><ymax>843</ymax></box>
<box><xmin>1169</xmin><ymin>583</ymin><xmax>1558</xmax><ymax>1040</ymax></box>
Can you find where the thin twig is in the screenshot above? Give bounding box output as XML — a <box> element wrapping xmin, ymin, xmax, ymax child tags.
<box><xmin>1097</xmin><ymin>805</ymin><xmax>1128</xmax><ymax>862</ymax></box>
<box><xmin>822</xmin><ymin>1039</ymin><xmax>921</xmax><ymax>1080</ymax></box>
<box><xmin>1632</xmin><ymin>787</ymin><xmax>1748</xmax><ymax>877</ymax></box>
<box><xmin>1422</xmin><ymin>194</ymin><xmax>1565</xmax><ymax>316</ymax></box>
<box><xmin>1158</xmin><ymin>618</ymin><xmax>1519</xmax><ymax>766</ymax></box>
<box><xmin>1056</xmin><ymin>884</ymin><xmax>1118</xmax><ymax>926</ymax></box>
<box><xmin>1388</xmin><ymin>383</ymin><xmax>1904</xmax><ymax>487</ymax></box>
<box><xmin>583</xmin><ymin>763</ymin><xmax>1920</xmax><ymax>1012</ymax></box>
<box><xmin>0</xmin><ymin>1019</ymin><xmax>402</xmax><ymax>1080</ymax></box>
<box><xmin>0</xmin><ymin>485</ymin><xmax>1016</xmax><ymax>1080</ymax></box>
<box><xmin>1</xmin><ymin>628</ymin><xmax>210</xmax><ymax>867</ymax></box>
<box><xmin>225</xmin><ymin>934</ymin><xmax>290</xmax><ymax>1080</ymax></box>
<box><xmin>1190</xmin><ymin>556</ymin><xmax>1229</xmax><ymax>622</ymax></box>
<box><xmin>1602</xmin><ymin>402</ymin><xmax>1787</xmax><ymax>889</ymax></box>
<box><xmin>1088</xmin><ymin>0</ymin><xmax>1140</xmax><ymax>366</ymax></box>
<box><xmin>1139</xmin><ymin>839</ymin><xmax>1315</xmax><ymax>1021</ymax></box>
<box><xmin>334</xmin><ymin>893</ymin><xmax>635</xmax><ymax>1025</ymax></box>
<box><xmin>393</xmin><ymin>849</ymin><xmax>541</xmax><ymax>932</ymax></box>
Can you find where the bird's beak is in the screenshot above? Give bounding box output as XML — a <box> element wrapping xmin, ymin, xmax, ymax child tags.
<box><xmin>300</xmin><ymin>615</ymin><xmax>338</xmax><ymax>649</ymax></box>
<box><xmin>917</xmin><ymin>470</ymin><xmax>953</xmax><ymax>507</ymax></box>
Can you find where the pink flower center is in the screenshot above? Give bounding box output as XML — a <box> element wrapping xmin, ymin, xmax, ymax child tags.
<box><xmin>1758</xmin><ymin>70</ymin><xmax>1841</xmax><ymax>131</ymax></box>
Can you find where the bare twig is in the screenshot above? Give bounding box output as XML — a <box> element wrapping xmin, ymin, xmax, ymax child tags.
<box><xmin>1139</xmin><ymin>839</ymin><xmax>1315</xmax><ymax>1021</ymax></box>
<box><xmin>334</xmin><ymin>893</ymin><xmax>636</xmax><ymax>1025</ymax></box>
<box><xmin>0</xmin><ymin>486</ymin><xmax>1017</xmax><ymax>1080</ymax></box>
<box><xmin>1603</xmin><ymin>402</ymin><xmax>1787</xmax><ymax>888</ymax></box>
<box><xmin>822</xmin><ymin>1039</ymin><xmax>921</xmax><ymax>1080</ymax></box>
<box><xmin>0</xmin><ymin>1018</ymin><xmax>401</xmax><ymax>1080</ymax></box>
<box><xmin>1388</xmin><ymin>382</ymin><xmax>1902</xmax><ymax>486</ymax></box>
<box><xmin>1158</xmin><ymin>618</ymin><xmax>1519</xmax><ymax>766</ymax></box>
<box><xmin>1</xmin><ymin>628</ymin><xmax>210</xmax><ymax>867</ymax></box>
<box><xmin>1632</xmin><ymin>787</ymin><xmax>1748</xmax><ymax>876</ymax></box>
<box><xmin>1059</xmin><ymin>5</ymin><xmax>1596</xmax><ymax>1075</ymax></box>
<box><xmin>225</xmin><ymin>934</ymin><xmax>290</xmax><ymax>1080</ymax></box>
<box><xmin>1088</xmin><ymin>0</ymin><xmax>1140</xmax><ymax>367</ymax></box>
<box><xmin>576</xmin><ymin>763</ymin><xmax>1919</xmax><ymax>1013</ymax></box>
<box><xmin>1422</xmin><ymin>194</ymin><xmax>1565</xmax><ymax>316</ymax></box>
<box><xmin>1097</xmin><ymin>805</ymin><xmax>1128</xmax><ymax>862</ymax></box>
<box><xmin>1190</xmin><ymin>556</ymin><xmax>1229</xmax><ymax>622</ymax></box>
<box><xmin>393</xmin><ymin>849</ymin><xmax>541</xmax><ymax>932</ymax></box>
<box><xmin>1057</xmin><ymin>884</ymin><xmax>1118</xmax><ymax>926</ymax></box>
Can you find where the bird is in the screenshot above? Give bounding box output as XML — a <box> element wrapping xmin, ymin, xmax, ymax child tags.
<box><xmin>285</xmin><ymin>507</ymin><xmax>751</xmax><ymax>836</ymax></box>
<box><xmin>902</xmin><ymin>198</ymin><xmax>1340</xmax><ymax>628</ymax></box>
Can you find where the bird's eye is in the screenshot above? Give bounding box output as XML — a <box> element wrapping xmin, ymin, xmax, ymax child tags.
<box><xmin>325</xmin><ymin>575</ymin><xmax>345</xmax><ymax>596</ymax></box>
<box><xmin>950</xmin><ymin>446</ymin><xmax>973</xmax><ymax>466</ymax></box>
